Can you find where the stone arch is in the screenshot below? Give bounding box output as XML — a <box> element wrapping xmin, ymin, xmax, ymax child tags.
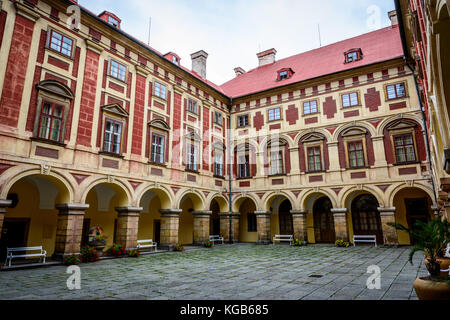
<box><xmin>135</xmin><ymin>184</ymin><xmax>174</xmax><ymax>210</ymax></box>
<box><xmin>376</xmin><ymin>114</ymin><xmax>424</xmax><ymax>136</ymax></box>
<box><xmin>232</xmin><ymin>193</ymin><xmax>260</xmax><ymax>212</ymax></box>
<box><xmin>332</xmin><ymin>121</ymin><xmax>376</xmax><ymax>141</ymax></box>
<box><xmin>387</xmin><ymin>182</ymin><xmax>435</xmax><ymax>208</ymax></box>
<box><xmin>294</xmin><ymin>128</ymin><xmax>333</xmax><ymax>145</ymax></box>
<box><xmin>207</xmin><ymin>193</ymin><xmax>228</xmax><ymax>213</ymax></box>
<box><xmin>259</xmin><ymin>133</ymin><xmax>294</xmax><ymax>153</ymax></box>
<box><xmin>339</xmin><ymin>185</ymin><xmax>385</xmax><ymax>210</ymax></box>
<box><xmin>262</xmin><ymin>191</ymin><xmax>297</xmax><ymax>212</ymax></box>
<box><xmin>80</xmin><ymin>177</ymin><xmax>131</xmax><ymax>207</ymax></box>
<box><xmin>1</xmin><ymin>167</ymin><xmax>74</xmax><ymax>204</ymax></box>
<box><xmin>300</xmin><ymin>189</ymin><xmax>338</xmax><ymax>211</ymax></box>
<box><xmin>177</xmin><ymin>189</ymin><xmax>206</xmax><ymax>211</ymax></box>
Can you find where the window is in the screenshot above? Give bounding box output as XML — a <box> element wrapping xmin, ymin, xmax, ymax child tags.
<box><xmin>214</xmin><ymin>152</ymin><xmax>224</xmax><ymax>177</ymax></box>
<box><xmin>347</xmin><ymin>141</ymin><xmax>365</xmax><ymax>168</ymax></box>
<box><xmin>109</xmin><ymin>60</ymin><xmax>127</xmax><ymax>82</ymax></box>
<box><xmin>154</xmin><ymin>82</ymin><xmax>167</xmax><ymax>99</ymax></box>
<box><xmin>188</xmin><ymin>99</ymin><xmax>198</xmax><ymax>114</ymax></box>
<box><xmin>303</xmin><ymin>100</ymin><xmax>318</xmax><ymax>115</ymax></box>
<box><xmin>108</xmin><ymin>16</ymin><xmax>119</xmax><ymax>28</ymax></box>
<box><xmin>307</xmin><ymin>146</ymin><xmax>322</xmax><ymax>172</ymax></box>
<box><xmin>187</xmin><ymin>143</ymin><xmax>198</xmax><ymax>171</ymax></box>
<box><xmin>49</xmin><ymin>30</ymin><xmax>73</xmax><ymax>57</ymax></box>
<box><xmin>237</xmin><ymin>115</ymin><xmax>249</xmax><ymax>128</ymax></box>
<box><xmin>342</xmin><ymin>92</ymin><xmax>359</xmax><ymax>107</ymax></box>
<box><xmin>238</xmin><ymin>154</ymin><xmax>250</xmax><ymax>178</ymax></box>
<box><xmin>386</xmin><ymin>83</ymin><xmax>406</xmax><ymax>100</ymax></box>
<box><xmin>344</xmin><ymin>49</ymin><xmax>362</xmax><ymax>63</ymax></box>
<box><xmin>103</xmin><ymin>119</ymin><xmax>122</xmax><ymax>154</ymax></box>
<box><xmin>268</xmin><ymin>108</ymin><xmax>281</xmax><ymax>121</ymax></box>
<box><xmin>279</xmin><ymin>71</ymin><xmax>288</xmax><ymax>80</ymax></box>
<box><xmin>214</xmin><ymin>112</ymin><xmax>223</xmax><ymax>125</ymax></box>
<box><xmin>346</xmin><ymin>51</ymin><xmax>358</xmax><ymax>62</ymax></box>
<box><xmin>247</xmin><ymin>213</ymin><xmax>257</xmax><ymax>232</ymax></box>
<box><xmin>394</xmin><ymin>133</ymin><xmax>416</xmax><ymax>164</ymax></box>
<box><xmin>151</xmin><ymin>134</ymin><xmax>165</xmax><ymax>164</ymax></box>
<box><xmin>270</xmin><ymin>150</ymin><xmax>284</xmax><ymax>175</ymax></box>
<box><xmin>172</xmin><ymin>56</ymin><xmax>179</xmax><ymax>65</ymax></box>
<box><xmin>38</xmin><ymin>101</ymin><xmax>64</xmax><ymax>142</ymax></box>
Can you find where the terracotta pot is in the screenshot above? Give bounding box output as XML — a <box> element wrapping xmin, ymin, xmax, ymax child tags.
<box><xmin>413</xmin><ymin>277</ymin><xmax>450</xmax><ymax>300</ymax></box>
<box><xmin>424</xmin><ymin>257</ymin><xmax>450</xmax><ymax>277</ymax></box>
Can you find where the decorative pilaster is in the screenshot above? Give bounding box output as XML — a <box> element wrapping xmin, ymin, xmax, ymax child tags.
<box><xmin>192</xmin><ymin>210</ymin><xmax>212</xmax><ymax>245</ymax></box>
<box><xmin>159</xmin><ymin>209</ymin><xmax>182</xmax><ymax>250</ymax></box>
<box><xmin>54</xmin><ymin>203</ymin><xmax>89</xmax><ymax>259</ymax></box>
<box><xmin>115</xmin><ymin>207</ymin><xmax>142</xmax><ymax>250</ymax></box>
<box><xmin>377</xmin><ymin>207</ymin><xmax>398</xmax><ymax>246</ymax></box>
<box><xmin>291</xmin><ymin>210</ymin><xmax>307</xmax><ymax>241</ymax></box>
<box><xmin>331</xmin><ymin>208</ymin><xmax>348</xmax><ymax>241</ymax></box>
<box><xmin>255</xmin><ymin>211</ymin><xmax>271</xmax><ymax>244</ymax></box>
<box><xmin>0</xmin><ymin>200</ymin><xmax>12</xmax><ymax>241</ymax></box>
<box><xmin>219</xmin><ymin>212</ymin><xmax>239</xmax><ymax>243</ymax></box>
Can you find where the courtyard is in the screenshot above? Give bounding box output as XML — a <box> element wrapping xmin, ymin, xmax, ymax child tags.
<box><xmin>0</xmin><ymin>244</ymin><xmax>427</xmax><ymax>300</ymax></box>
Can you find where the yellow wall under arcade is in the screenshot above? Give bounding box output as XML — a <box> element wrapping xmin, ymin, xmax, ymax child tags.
<box><xmin>179</xmin><ymin>198</ymin><xmax>194</xmax><ymax>245</ymax></box>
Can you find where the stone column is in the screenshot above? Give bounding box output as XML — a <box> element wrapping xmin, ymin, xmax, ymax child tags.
<box><xmin>377</xmin><ymin>207</ymin><xmax>398</xmax><ymax>246</ymax></box>
<box><xmin>255</xmin><ymin>211</ymin><xmax>271</xmax><ymax>244</ymax></box>
<box><xmin>115</xmin><ymin>207</ymin><xmax>142</xmax><ymax>250</ymax></box>
<box><xmin>291</xmin><ymin>210</ymin><xmax>307</xmax><ymax>241</ymax></box>
<box><xmin>193</xmin><ymin>210</ymin><xmax>212</xmax><ymax>245</ymax></box>
<box><xmin>0</xmin><ymin>199</ymin><xmax>12</xmax><ymax>241</ymax></box>
<box><xmin>159</xmin><ymin>209</ymin><xmax>182</xmax><ymax>250</ymax></box>
<box><xmin>54</xmin><ymin>203</ymin><xmax>89</xmax><ymax>259</ymax></box>
<box><xmin>331</xmin><ymin>208</ymin><xmax>348</xmax><ymax>241</ymax></box>
<box><xmin>219</xmin><ymin>212</ymin><xmax>239</xmax><ymax>243</ymax></box>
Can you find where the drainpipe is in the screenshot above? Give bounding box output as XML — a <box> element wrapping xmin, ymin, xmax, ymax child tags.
<box><xmin>228</xmin><ymin>98</ymin><xmax>233</xmax><ymax>244</ymax></box>
<box><xmin>395</xmin><ymin>0</ymin><xmax>438</xmax><ymax>206</ymax></box>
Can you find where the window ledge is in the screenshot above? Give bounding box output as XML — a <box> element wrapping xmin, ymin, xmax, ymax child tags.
<box><xmin>213</xmin><ymin>175</ymin><xmax>225</xmax><ymax>180</ymax></box>
<box><xmin>386</xmin><ymin>96</ymin><xmax>408</xmax><ymax>102</ymax></box>
<box><xmin>236</xmin><ymin>176</ymin><xmax>252</xmax><ymax>180</ymax></box>
<box><xmin>346</xmin><ymin>166</ymin><xmax>369</xmax><ymax>170</ymax></box>
<box><xmin>149</xmin><ymin>161</ymin><xmax>167</xmax><ymax>168</ymax></box>
<box><xmin>186</xmin><ymin>110</ymin><xmax>199</xmax><ymax>117</ymax></box>
<box><xmin>185</xmin><ymin>168</ymin><xmax>200</xmax><ymax>174</ymax></box>
<box><xmin>393</xmin><ymin>161</ymin><xmax>419</xmax><ymax>166</ymax></box>
<box><xmin>107</xmin><ymin>74</ymin><xmax>128</xmax><ymax>85</ymax></box>
<box><xmin>45</xmin><ymin>46</ymin><xmax>74</xmax><ymax>61</ymax></box>
<box><xmin>99</xmin><ymin>151</ymin><xmax>124</xmax><ymax>159</ymax></box>
<box><xmin>31</xmin><ymin>137</ymin><xmax>66</xmax><ymax>147</ymax></box>
<box><xmin>268</xmin><ymin>173</ymin><xmax>286</xmax><ymax>177</ymax></box>
<box><xmin>306</xmin><ymin>170</ymin><xmax>325</xmax><ymax>174</ymax></box>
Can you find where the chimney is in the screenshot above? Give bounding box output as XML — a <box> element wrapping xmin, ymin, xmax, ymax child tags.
<box><xmin>257</xmin><ymin>48</ymin><xmax>277</xmax><ymax>67</ymax></box>
<box><xmin>191</xmin><ymin>50</ymin><xmax>208</xmax><ymax>79</ymax></box>
<box><xmin>388</xmin><ymin>10</ymin><xmax>398</xmax><ymax>26</ymax></box>
<box><xmin>234</xmin><ymin>67</ymin><xmax>246</xmax><ymax>77</ymax></box>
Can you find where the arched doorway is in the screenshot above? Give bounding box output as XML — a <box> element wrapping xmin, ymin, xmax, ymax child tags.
<box><xmin>351</xmin><ymin>194</ymin><xmax>383</xmax><ymax>244</ymax></box>
<box><xmin>210</xmin><ymin>199</ymin><xmax>220</xmax><ymax>236</ymax></box>
<box><xmin>238</xmin><ymin>198</ymin><xmax>257</xmax><ymax>243</ymax></box>
<box><xmin>313</xmin><ymin>197</ymin><xmax>335</xmax><ymax>243</ymax></box>
<box><xmin>278</xmin><ymin>200</ymin><xmax>293</xmax><ymax>235</ymax></box>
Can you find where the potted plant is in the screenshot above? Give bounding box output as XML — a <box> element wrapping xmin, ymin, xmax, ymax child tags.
<box><xmin>64</xmin><ymin>254</ymin><xmax>81</xmax><ymax>265</ymax></box>
<box><xmin>204</xmin><ymin>241</ymin><xmax>212</xmax><ymax>248</ymax></box>
<box><xmin>107</xmin><ymin>243</ymin><xmax>127</xmax><ymax>257</ymax></box>
<box><xmin>127</xmin><ymin>249</ymin><xmax>140</xmax><ymax>258</ymax></box>
<box><xmin>80</xmin><ymin>246</ymin><xmax>100</xmax><ymax>263</ymax></box>
<box><xmin>335</xmin><ymin>240</ymin><xmax>350</xmax><ymax>247</ymax></box>
<box><xmin>173</xmin><ymin>243</ymin><xmax>185</xmax><ymax>252</ymax></box>
<box><xmin>293</xmin><ymin>239</ymin><xmax>304</xmax><ymax>247</ymax></box>
<box><xmin>388</xmin><ymin>217</ymin><xmax>450</xmax><ymax>300</ymax></box>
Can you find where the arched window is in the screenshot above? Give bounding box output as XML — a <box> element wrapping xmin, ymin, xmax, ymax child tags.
<box><xmin>32</xmin><ymin>80</ymin><xmax>74</xmax><ymax>145</ymax></box>
<box><xmin>340</xmin><ymin>127</ymin><xmax>369</xmax><ymax>169</ymax></box>
<box><xmin>300</xmin><ymin>133</ymin><xmax>328</xmax><ymax>173</ymax></box>
<box><xmin>100</xmin><ymin>103</ymin><xmax>129</xmax><ymax>156</ymax></box>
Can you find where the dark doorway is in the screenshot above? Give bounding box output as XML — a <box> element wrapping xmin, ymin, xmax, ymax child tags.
<box><xmin>313</xmin><ymin>197</ymin><xmax>335</xmax><ymax>243</ymax></box>
<box><xmin>351</xmin><ymin>194</ymin><xmax>383</xmax><ymax>244</ymax></box>
<box><xmin>278</xmin><ymin>200</ymin><xmax>293</xmax><ymax>235</ymax></box>
<box><xmin>405</xmin><ymin>197</ymin><xmax>430</xmax><ymax>244</ymax></box>
<box><xmin>0</xmin><ymin>218</ymin><xmax>30</xmax><ymax>261</ymax></box>
<box><xmin>210</xmin><ymin>200</ymin><xmax>221</xmax><ymax>236</ymax></box>
<box><xmin>153</xmin><ymin>220</ymin><xmax>161</xmax><ymax>244</ymax></box>
<box><xmin>81</xmin><ymin>218</ymin><xmax>91</xmax><ymax>247</ymax></box>
<box><xmin>113</xmin><ymin>219</ymin><xmax>118</xmax><ymax>244</ymax></box>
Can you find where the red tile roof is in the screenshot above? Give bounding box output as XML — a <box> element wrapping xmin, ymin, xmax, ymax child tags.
<box><xmin>220</xmin><ymin>26</ymin><xmax>403</xmax><ymax>98</ymax></box>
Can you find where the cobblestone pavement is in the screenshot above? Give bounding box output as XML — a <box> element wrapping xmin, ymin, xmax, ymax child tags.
<box><xmin>0</xmin><ymin>243</ymin><xmax>427</xmax><ymax>300</ymax></box>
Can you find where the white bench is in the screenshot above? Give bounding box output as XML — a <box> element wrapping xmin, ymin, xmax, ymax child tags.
<box><xmin>4</xmin><ymin>246</ymin><xmax>47</xmax><ymax>267</ymax></box>
<box><xmin>353</xmin><ymin>235</ymin><xmax>377</xmax><ymax>247</ymax></box>
<box><xmin>273</xmin><ymin>235</ymin><xmax>293</xmax><ymax>246</ymax></box>
<box><xmin>136</xmin><ymin>239</ymin><xmax>157</xmax><ymax>251</ymax></box>
<box><xmin>209</xmin><ymin>235</ymin><xmax>224</xmax><ymax>245</ymax></box>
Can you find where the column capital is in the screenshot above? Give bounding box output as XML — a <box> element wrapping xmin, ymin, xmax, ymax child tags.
<box><xmin>15</xmin><ymin>0</ymin><xmax>41</xmax><ymax>22</ymax></box>
<box><xmin>160</xmin><ymin>208</ymin><xmax>182</xmax><ymax>217</ymax></box>
<box><xmin>0</xmin><ymin>199</ymin><xmax>12</xmax><ymax>209</ymax></box>
<box><xmin>192</xmin><ymin>210</ymin><xmax>212</xmax><ymax>217</ymax></box>
<box><xmin>219</xmin><ymin>212</ymin><xmax>240</xmax><ymax>217</ymax></box>
<box><xmin>85</xmin><ymin>38</ymin><xmax>104</xmax><ymax>55</ymax></box>
<box><xmin>290</xmin><ymin>209</ymin><xmax>307</xmax><ymax>215</ymax></box>
<box><xmin>115</xmin><ymin>206</ymin><xmax>143</xmax><ymax>217</ymax></box>
<box><xmin>135</xmin><ymin>64</ymin><xmax>150</xmax><ymax>77</ymax></box>
<box><xmin>56</xmin><ymin>203</ymin><xmax>89</xmax><ymax>215</ymax></box>
<box><xmin>331</xmin><ymin>208</ymin><xmax>347</xmax><ymax>216</ymax></box>
<box><xmin>173</xmin><ymin>84</ymin><xmax>184</xmax><ymax>95</ymax></box>
<box><xmin>254</xmin><ymin>210</ymin><xmax>271</xmax><ymax>216</ymax></box>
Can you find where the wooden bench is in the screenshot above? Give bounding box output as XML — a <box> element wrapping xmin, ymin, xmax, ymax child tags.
<box><xmin>136</xmin><ymin>239</ymin><xmax>157</xmax><ymax>251</ymax></box>
<box><xmin>273</xmin><ymin>235</ymin><xmax>293</xmax><ymax>246</ymax></box>
<box><xmin>4</xmin><ymin>246</ymin><xmax>47</xmax><ymax>267</ymax></box>
<box><xmin>353</xmin><ymin>235</ymin><xmax>377</xmax><ymax>247</ymax></box>
<box><xmin>209</xmin><ymin>235</ymin><xmax>224</xmax><ymax>245</ymax></box>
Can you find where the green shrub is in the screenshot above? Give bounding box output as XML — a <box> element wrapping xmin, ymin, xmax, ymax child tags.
<box><xmin>127</xmin><ymin>249</ymin><xmax>140</xmax><ymax>258</ymax></box>
<box><xmin>204</xmin><ymin>241</ymin><xmax>212</xmax><ymax>248</ymax></box>
<box><xmin>80</xmin><ymin>246</ymin><xmax>100</xmax><ymax>262</ymax></box>
<box><xmin>173</xmin><ymin>243</ymin><xmax>185</xmax><ymax>252</ymax></box>
<box><xmin>64</xmin><ymin>254</ymin><xmax>80</xmax><ymax>265</ymax></box>
<box><xmin>107</xmin><ymin>243</ymin><xmax>127</xmax><ymax>257</ymax></box>
<box><xmin>335</xmin><ymin>240</ymin><xmax>350</xmax><ymax>247</ymax></box>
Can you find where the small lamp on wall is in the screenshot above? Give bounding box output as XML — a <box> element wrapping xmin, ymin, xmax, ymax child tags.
<box><xmin>444</xmin><ymin>148</ymin><xmax>450</xmax><ymax>174</ymax></box>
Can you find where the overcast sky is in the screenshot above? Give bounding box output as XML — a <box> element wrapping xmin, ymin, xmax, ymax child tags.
<box><xmin>78</xmin><ymin>0</ymin><xmax>396</xmax><ymax>85</ymax></box>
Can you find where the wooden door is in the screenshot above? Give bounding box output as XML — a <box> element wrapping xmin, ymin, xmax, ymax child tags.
<box><xmin>352</xmin><ymin>194</ymin><xmax>383</xmax><ymax>244</ymax></box>
<box><xmin>278</xmin><ymin>200</ymin><xmax>293</xmax><ymax>235</ymax></box>
<box><xmin>313</xmin><ymin>197</ymin><xmax>335</xmax><ymax>243</ymax></box>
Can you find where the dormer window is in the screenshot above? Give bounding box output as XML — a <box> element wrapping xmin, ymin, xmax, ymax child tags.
<box><xmin>344</xmin><ymin>48</ymin><xmax>363</xmax><ymax>63</ymax></box>
<box><xmin>108</xmin><ymin>16</ymin><xmax>119</xmax><ymax>28</ymax></box>
<box><xmin>172</xmin><ymin>56</ymin><xmax>179</xmax><ymax>65</ymax></box>
<box><xmin>277</xmin><ymin>68</ymin><xmax>294</xmax><ymax>81</ymax></box>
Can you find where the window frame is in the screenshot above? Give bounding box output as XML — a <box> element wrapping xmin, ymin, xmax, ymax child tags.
<box><xmin>47</xmin><ymin>29</ymin><xmax>74</xmax><ymax>58</ymax></box>
<box><xmin>108</xmin><ymin>15</ymin><xmax>119</xmax><ymax>28</ymax></box>
<box><xmin>303</xmin><ymin>99</ymin><xmax>319</xmax><ymax>115</ymax></box>
<box><xmin>238</xmin><ymin>154</ymin><xmax>251</xmax><ymax>178</ymax></box>
<box><xmin>237</xmin><ymin>114</ymin><xmax>250</xmax><ymax>128</ymax></box>
<box><xmin>341</xmin><ymin>91</ymin><xmax>361</xmax><ymax>108</ymax></box>
<box><xmin>214</xmin><ymin>149</ymin><xmax>225</xmax><ymax>177</ymax></box>
<box><xmin>345</xmin><ymin>139</ymin><xmax>366</xmax><ymax>169</ymax></box>
<box><xmin>187</xmin><ymin>98</ymin><xmax>198</xmax><ymax>115</ymax></box>
<box><xmin>268</xmin><ymin>107</ymin><xmax>282</xmax><ymax>122</ymax></box>
<box><xmin>37</xmin><ymin>100</ymin><xmax>65</xmax><ymax>143</ymax></box>
<box><xmin>108</xmin><ymin>58</ymin><xmax>127</xmax><ymax>82</ymax></box>
<box><xmin>186</xmin><ymin>142</ymin><xmax>199</xmax><ymax>172</ymax></box>
<box><xmin>306</xmin><ymin>145</ymin><xmax>323</xmax><ymax>173</ymax></box>
<box><xmin>214</xmin><ymin>111</ymin><xmax>223</xmax><ymax>126</ymax></box>
<box><xmin>154</xmin><ymin>81</ymin><xmax>167</xmax><ymax>100</ymax></box>
<box><xmin>150</xmin><ymin>132</ymin><xmax>166</xmax><ymax>164</ymax></box>
<box><xmin>384</xmin><ymin>81</ymin><xmax>407</xmax><ymax>101</ymax></box>
<box><xmin>102</xmin><ymin>117</ymin><xmax>124</xmax><ymax>155</ymax></box>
